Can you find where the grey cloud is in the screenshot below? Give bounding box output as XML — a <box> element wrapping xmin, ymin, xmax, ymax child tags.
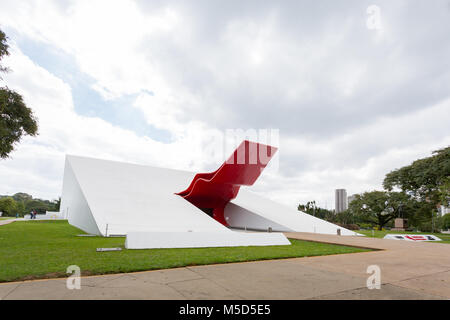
<box><xmin>135</xmin><ymin>0</ymin><xmax>450</xmax><ymax>141</ymax></box>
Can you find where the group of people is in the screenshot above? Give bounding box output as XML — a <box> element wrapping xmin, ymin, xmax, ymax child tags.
<box><xmin>29</xmin><ymin>209</ymin><xmax>38</xmax><ymax>219</ymax></box>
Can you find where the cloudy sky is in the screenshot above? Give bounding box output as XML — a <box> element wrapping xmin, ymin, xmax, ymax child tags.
<box><xmin>0</xmin><ymin>0</ymin><xmax>449</xmax><ymax>209</ymax></box>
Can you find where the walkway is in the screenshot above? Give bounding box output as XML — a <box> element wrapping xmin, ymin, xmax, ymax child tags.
<box><xmin>0</xmin><ymin>219</ymin><xmax>16</xmax><ymax>226</ymax></box>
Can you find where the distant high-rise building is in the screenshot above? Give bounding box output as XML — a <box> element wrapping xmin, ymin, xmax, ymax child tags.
<box><xmin>347</xmin><ymin>194</ymin><xmax>358</xmax><ymax>206</ymax></box>
<box><xmin>335</xmin><ymin>189</ymin><xmax>348</xmax><ymax>213</ymax></box>
<box><xmin>438</xmin><ymin>205</ymin><xmax>450</xmax><ymax>215</ymax></box>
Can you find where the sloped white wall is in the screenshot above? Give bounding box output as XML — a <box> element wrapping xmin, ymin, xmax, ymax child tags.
<box><xmin>125</xmin><ymin>231</ymin><xmax>291</xmax><ymax>249</ymax></box>
<box><xmin>225</xmin><ymin>202</ymin><xmax>292</xmax><ymax>232</ymax></box>
<box><xmin>60</xmin><ymin>158</ymin><xmax>100</xmax><ymax>235</ymax></box>
<box><xmin>227</xmin><ymin>190</ymin><xmax>359</xmax><ymax>236</ymax></box>
<box><xmin>63</xmin><ymin>155</ymin><xmax>230</xmax><ymax>236</ymax></box>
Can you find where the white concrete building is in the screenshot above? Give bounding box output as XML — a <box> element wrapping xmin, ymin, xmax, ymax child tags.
<box><xmin>60</xmin><ymin>155</ymin><xmax>359</xmax><ymax>249</ymax></box>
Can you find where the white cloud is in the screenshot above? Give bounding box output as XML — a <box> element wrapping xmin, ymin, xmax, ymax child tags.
<box><xmin>0</xmin><ymin>0</ymin><xmax>449</xmax><ymax>209</ymax></box>
<box><xmin>0</xmin><ymin>46</ymin><xmax>229</xmax><ymax>199</ymax></box>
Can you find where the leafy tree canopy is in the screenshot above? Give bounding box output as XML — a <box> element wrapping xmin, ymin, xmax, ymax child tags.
<box><xmin>443</xmin><ymin>214</ymin><xmax>450</xmax><ymax>230</ymax></box>
<box><xmin>0</xmin><ymin>29</ymin><xmax>38</xmax><ymax>159</ymax></box>
<box><xmin>298</xmin><ymin>201</ymin><xmax>334</xmax><ymax>221</ymax></box>
<box><xmin>348</xmin><ymin>191</ymin><xmax>417</xmax><ymax>229</ymax></box>
<box><xmin>383</xmin><ymin>147</ymin><xmax>450</xmax><ymax>207</ymax></box>
<box><xmin>0</xmin><ymin>88</ymin><xmax>38</xmax><ymax>158</ymax></box>
<box><xmin>0</xmin><ymin>30</ymin><xmax>9</xmax><ymax>74</ymax></box>
<box><xmin>0</xmin><ymin>193</ymin><xmax>59</xmax><ymax>216</ymax></box>
<box><xmin>0</xmin><ymin>197</ymin><xmax>17</xmax><ymax>216</ymax></box>
<box><xmin>11</xmin><ymin>192</ymin><xmax>33</xmax><ymax>202</ymax></box>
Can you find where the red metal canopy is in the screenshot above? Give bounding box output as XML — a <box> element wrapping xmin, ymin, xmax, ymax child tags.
<box><xmin>177</xmin><ymin>140</ymin><xmax>277</xmax><ymax>225</ymax></box>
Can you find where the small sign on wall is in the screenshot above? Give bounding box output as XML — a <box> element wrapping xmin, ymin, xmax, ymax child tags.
<box><xmin>383</xmin><ymin>234</ymin><xmax>442</xmax><ymax>241</ymax></box>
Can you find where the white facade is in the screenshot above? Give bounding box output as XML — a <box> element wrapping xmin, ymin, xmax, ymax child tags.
<box><xmin>61</xmin><ymin>155</ymin><xmax>359</xmax><ymax>249</ymax></box>
<box><xmin>125</xmin><ymin>231</ymin><xmax>291</xmax><ymax>249</ymax></box>
<box><xmin>347</xmin><ymin>194</ymin><xmax>357</xmax><ymax>206</ymax></box>
<box><xmin>439</xmin><ymin>205</ymin><xmax>450</xmax><ymax>215</ymax></box>
<box><xmin>226</xmin><ymin>191</ymin><xmax>357</xmax><ymax>235</ymax></box>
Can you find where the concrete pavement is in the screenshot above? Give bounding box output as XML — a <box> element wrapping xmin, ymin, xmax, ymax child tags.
<box><xmin>0</xmin><ymin>232</ymin><xmax>449</xmax><ymax>299</ymax></box>
<box><xmin>0</xmin><ymin>219</ymin><xmax>15</xmax><ymax>226</ymax></box>
<box><xmin>285</xmin><ymin>232</ymin><xmax>450</xmax><ymax>299</ymax></box>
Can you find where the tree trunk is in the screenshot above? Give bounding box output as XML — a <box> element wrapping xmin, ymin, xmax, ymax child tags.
<box><xmin>378</xmin><ymin>217</ymin><xmax>385</xmax><ymax>230</ymax></box>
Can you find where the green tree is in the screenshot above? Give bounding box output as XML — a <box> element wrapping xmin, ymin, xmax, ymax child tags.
<box><xmin>15</xmin><ymin>200</ymin><xmax>25</xmax><ymax>216</ymax></box>
<box><xmin>1</xmin><ymin>192</ymin><xmax>60</xmax><ymax>215</ymax></box>
<box><xmin>438</xmin><ymin>176</ymin><xmax>450</xmax><ymax>209</ymax></box>
<box><xmin>0</xmin><ymin>196</ymin><xmax>17</xmax><ymax>216</ymax></box>
<box><xmin>0</xmin><ymin>30</ymin><xmax>9</xmax><ymax>74</ymax></box>
<box><xmin>0</xmin><ymin>29</ymin><xmax>38</xmax><ymax>159</ymax></box>
<box><xmin>383</xmin><ymin>147</ymin><xmax>450</xmax><ymax>209</ymax></box>
<box><xmin>54</xmin><ymin>197</ymin><xmax>61</xmax><ymax>212</ymax></box>
<box><xmin>25</xmin><ymin>199</ymin><xmax>52</xmax><ymax>214</ymax></box>
<box><xmin>348</xmin><ymin>191</ymin><xmax>415</xmax><ymax>230</ymax></box>
<box><xmin>443</xmin><ymin>214</ymin><xmax>450</xmax><ymax>230</ymax></box>
<box><xmin>298</xmin><ymin>201</ymin><xmax>334</xmax><ymax>221</ymax></box>
<box><xmin>334</xmin><ymin>209</ymin><xmax>355</xmax><ymax>225</ymax></box>
<box><xmin>298</xmin><ymin>201</ymin><xmax>317</xmax><ymax>215</ymax></box>
<box><xmin>12</xmin><ymin>192</ymin><xmax>33</xmax><ymax>202</ymax></box>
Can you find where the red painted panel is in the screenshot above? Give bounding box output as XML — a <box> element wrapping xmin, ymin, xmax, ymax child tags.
<box><xmin>176</xmin><ymin>140</ymin><xmax>277</xmax><ymax>226</ymax></box>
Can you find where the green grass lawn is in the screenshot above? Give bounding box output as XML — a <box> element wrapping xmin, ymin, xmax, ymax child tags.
<box><xmin>0</xmin><ymin>217</ymin><xmax>14</xmax><ymax>220</ymax></box>
<box><xmin>358</xmin><ymin>229</ymin><xmax>450</xmax><ymax>243</ymax></box>
<box><xmin>0</xmin><ymin>220</ymin><xmax>370</xmax><ymax>282</ymax></box>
